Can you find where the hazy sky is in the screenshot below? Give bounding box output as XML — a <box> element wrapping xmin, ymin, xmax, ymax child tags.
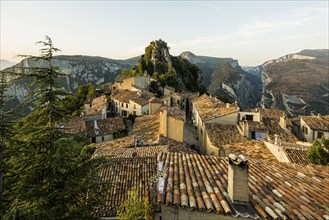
<box><xmin>1</xmin><ymin>1</ymin><xmax>328</xmax><ymax>66</ymax></box>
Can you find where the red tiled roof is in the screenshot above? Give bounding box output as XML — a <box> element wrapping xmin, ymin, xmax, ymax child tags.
<box><xmin>94</xmin><ymin>136</ymin><xmax>136</xmax><ymax>151</ymax></box>
<box><xmin>111</xmin><ymin>90</ymin><xmax>138</xmax><ymax>103</ymax></box>
<box><xmin>85</xmin><ymin>117</ymin><xmax>125</xmax><ymax>137</ymax></box>
<box><xmin>161</xmin><ymin>106</ymin><xmax>185</xmax><ymax>121</ymax></box>
<box><xmin>60</xmin><ymin>117</ymin><xmax>86</xmax><ymax>134</ymax></box>
<box><xmin>205</xmin><ymin>124</ymin><xmax>244</xmax><ymax>147</ymax></box>
<box><xmin>86</xmin><ymin>95</ymin><xmax>107</xmax><ymax>115</ymax></box>
<box><xmin>156</xmin><ymin>152</ymin><xmax>329</xmax><ymax>219</ymax></box>
<box><xmin>301</xmin><ymin>115</ymin><xmax>329</xmax><ymax>131</ymax></box>
<box><xmin>96</xmin><ymin>157</ymin><xmax>156</xmax><ymax>217</ymax></box>
<box><xmin>223</xmin><ymin>141</ymin><xmax>277</xmax><ymax>162</ymax></box>
<box><xmin>193</xmin><ymin>94</ymin><xmax>238</xmax><ymax>122</ymax></box>
<box><xmin>259</xmin><ymin>108</ymin><xmax>284</xmax><ymax>119</ymax></box>
<box><xmin>133</xmin><ymin>114</ymin><xmax>160</xmax><ymax>144</ymax></box>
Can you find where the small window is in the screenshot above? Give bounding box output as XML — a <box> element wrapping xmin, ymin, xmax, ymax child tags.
<box><xmin>102</xmin><ymin>136</ymin><xmax>104</xmax><ymax>142</ymax></box>
<box><xmin>246</xmin><ymin>115</ymin><xmax>254</xmax><ymax>121</ymax></box>
<box><xmin>303</xmin><ymin>126</ymin><xmax>308</xmax><ymax>135</ymax></box>
<box><xmin>134</xmin><ymin>104</ymin><xmax>136</xmax><ymax>109</ymax></box>
<box><xmin>121</xmin><ymin>103</ymin><xmax>123</xmax><ymax>107</ymax></box>
<box><xmin>133</xmin><ymin>111</ymin><xmax>136</xmax><ymax>116</ymax></box>
<box><xmin>317</xmin><ymin>132</ymin><xmax>324</xmax><ymax>139</ymax></box>
<box><xmin>126</xmin><ymin>103</ymin><xmax>128</xmax><ymax>108</ymax></box>
<box><xmin>177</xmin><ymin>100</ymin><xmax>180</xmax><ymax>104</ymax></box>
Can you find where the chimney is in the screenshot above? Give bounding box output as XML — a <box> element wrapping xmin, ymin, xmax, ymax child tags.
<box><xmin>274</xmin><ymin>134</ymin><xmax>279</xmax><ymax>145</ymax></box>
<box><xmin>228</xmin><ymin>154</ymin><xmax>249</xmax><ymax>203</ymax></box>
<box><xmin>159</xmin><ymin>107</ymin><xmax>168</xmax><ymax>137</ymax></box>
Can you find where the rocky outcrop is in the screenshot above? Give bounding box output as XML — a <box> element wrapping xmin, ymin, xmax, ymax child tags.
<box><xmin>142</xmin><ymin>40</ymin><xmax>206</xmax><ymax>93</ymax></box>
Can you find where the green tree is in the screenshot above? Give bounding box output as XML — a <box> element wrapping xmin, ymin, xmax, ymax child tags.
<box><xmin>4</xmin><ymin>36</ymin><xmax>109</xmax><ymax>219</ymax></box>
<box><xmin>308</xmin><ymin>138</ymin><xmax>329</xmax><ymax>165</ymax></box>
<box><xmin>117</xmin><ymin>190</ymin><xmax>152</xmax><ymax>220</ymax></box>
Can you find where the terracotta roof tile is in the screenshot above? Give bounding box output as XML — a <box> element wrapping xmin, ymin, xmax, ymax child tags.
<box><xmin>60</xmin><ymin>117</ymin><xmax>86</xmax><ymax>134</ymax></box>
<box><xmin>205</xmin><ymin>124</ymin><xmax>244</xmax><ymax>147</ymax></box>
<box><xmin>94</xmin><ymin>136</ymin><xmax>136</xmax><ymax>150</ymax></box>
<box><xmin>281</xmin><ymin>144</ymin><xmax>310</xmax><ymax>165</ymax></box>
<box><xmin>86</xmin><ymin>95</ymin><xmax>107</xmax><ymax>115</ymax></box>
<box><xmin>193</xmin><ymin>94</ymin><xmax>238</xmax><ymax>122</ymax></box>
<box><xmin>133</xmin><ymin>114</ymin><xmax>160</xmax><ymax>144</ymax></box>
<box><xmin>158</xmin><ymin>136</ymin><xmax>198</xmax><ymax>154</ymax></box>
<box><xmin>247</xmin><ymin>121</ymin><xmax>268</xmax><ymax>132</ymax></box>
<box><xmin>96</xmin><ymin>157</ymin><xmax>156</xmax><ymax>217</ymax></box>
<box><xmin>85</xmin><ymin>117</ymin><xmax>126</xmax><ymax>136</ymax></box>
<box><xmin>222</xmin><ymin>141</ymin><xmax>277</xmax><ymax>162</ymax></box>
<box><xmin>259</xmin><ymin>108</ymin><xmax>284</xmax><ymax>119</ymax></box>
<box><xmin>262</xmin><ymin>117</ymin><xmax>298</xmax><ymax>143</ymax></box>
<box><xmin>161</xmin><ymin>106</ymin><xmax>185</xmax><ymax>121</ymax></box>
<box><xmin>156</xmin><ymin>152</ymin><xmax>329</xmax><ymax>219</ymax></box>
<box><xmin>111</xmin><ymin>90</ymin><xmax>138</xmax><ymax>104</ymax></box>
<box><xmin>301</xmin><ymin>115</ymin><xmax>329</xmax><ymax>131</ymax></box>
<box><xmin>96</xmin><ymin>145</ymin><xmax>169</xmax><ymax>158</ymax></box>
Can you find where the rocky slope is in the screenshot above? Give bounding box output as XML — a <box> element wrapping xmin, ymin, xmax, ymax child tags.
<box><xmin>2</xmin><ymin>55</ymin><xmax>137</xmax><ymax>111</ymax></box>
<box><xmin>255</xmin><ymin>49</ymin><xmax>329</xmax><ymax>116</ymax></box>
<box><xmin>181</xmin><ymin>51</ymin><xmax>261</xmax><ymax>108</ymax></box>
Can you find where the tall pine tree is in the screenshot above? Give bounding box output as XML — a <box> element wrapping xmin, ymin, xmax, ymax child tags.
<box><xmin>4</xmin><ymin>36</ymin><xmax>109</xmax><ymax>219</ymax></box>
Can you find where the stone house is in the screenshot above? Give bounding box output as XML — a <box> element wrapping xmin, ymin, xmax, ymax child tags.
<box><xmin>85</xmin><ymin>117</ymin><xmax>126</xmax><ymax>143</ymax></box>
<box><xmin>111</xmin><ymin>89</ymin><xmax>154</xmax><ymax>116</ymax></box>
<box><xmin>298</xmin><ymin>115</ymin><xmax>329</xmax><ymax>142</ymax></box>
<box><xmin>204</xmin><ymin>124</ymin><xmax>244</xmax><ymax>156</ymax></box>
<box><xmin>148</xmin><ymin>97</ymin><xmax>163</xmax><ymax>114</ymax></box>
<box><xmin>239</xmin><ymin>120</ymin><xmax>268</xmax><ymax>140</ymax></box>
<box><xmin>191</xmin><ymin>94</ymin><xmax>239</xmax><ymax>154</ymax></box>
<box><xmin>111</xmin><ymin>75</ymin><xmax>150</xmax><ymax>91</ymax></box>
<box><xmin>84</xmin><ymin>95</ymin><xmax>108</xmax><ymax>120</ymax></box>
<box><xmin>159</xmin><ymin>107</ymin><xmax>185</xmax><ymax>143</ymax></box>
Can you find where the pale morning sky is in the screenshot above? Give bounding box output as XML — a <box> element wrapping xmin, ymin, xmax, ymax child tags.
<box><xmin>1</xmin><ymin>1</ymin><xmax>328</xmax><ymax>66</ymax></box>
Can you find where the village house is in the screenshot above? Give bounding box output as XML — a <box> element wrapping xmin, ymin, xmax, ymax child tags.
<box><xmin>85</xmin><ymin>117</ymin><xmax>126</xmax><ymax>143</ymax></box>
<box><xmin>239</xmin><ymin>120</ymin><xmax>268</xmax><ymax>140</ymax></box>
<box><xmin>163</xmin><ymin>85</ymin><xmax>175</xmax><ymax>96</ymax></box>
<box><xmin>162</xmin><ymin>92</ymin><xmax>196</xmax><ymax>116</ymax></box>
<box><xmin>59</xmin><ymin>116</ymin><xmax>126</xmax><ymax>144</ymax></box>
<box><xmin>84</xmin><ymin>95</ymin><xmax>108</xmax><ymax>120</ymax></box>
<box><xmin>297</xmin><ymin>115</ymin><xmax>329</xmax><ymax>142</ymax></box>
<box><xmin>111</xmin><ymin>89</ymin><xmax>154</xmax><ymax>116</ymax></box>
<box><xmin>191</xmin><ymin>94</ymin><xmax>239</xmax><ymax>154</ymax></box>
<box><xmin>111</xmin><ymin>75</ymin><xmax>150</xmax><ymax>91</ymax></box>
<box><xmin>148</xmin><ymin>97</ymin><xmax>163</xmax><ymax>114</ymax></box>
<box><xmin>159</xmin><ymin>106</ymin><xmax>185</xmax><ymax>143</ymax></box>
<box><xmin>204</xmin><ymin>123</ymin><xmax>244</xmax><ymax>156</ymax></box>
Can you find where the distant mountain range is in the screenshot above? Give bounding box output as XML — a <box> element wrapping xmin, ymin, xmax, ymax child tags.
<box><xmin>0</xmin><ymin>59</ymin><xmax>16</xmax><ymax>71</ymax></box>
<box><xmin>2</xmin><ymin>45</ymin><xmax>328</xmax><ymax>116</ymax></box>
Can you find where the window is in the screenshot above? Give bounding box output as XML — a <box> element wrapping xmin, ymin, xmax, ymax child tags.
<box><xmin>246</xmin><ymin>115</ymin><xmax>254</xmax><ymax>121</ymax></box>
<box><xmin>126</xmin><ymin>103</ymin><xmax>128</xmax><ymax>108</ymax></box>
<box><xmin>177</xmin><ymin>100</ymin><xmax>180</xmax><ymax>104</ymax></box>
<box><xmin>121</xmin><ymin>103</ymin><xmax>123</xmax><ymax>107</ymax></box>
<box><xmin>317</xmin><ymin>132</ymin><xmax>324</xmax><ymax>139</ymax></box>
<box><xmin>302</xmin><ymin>126</ymin><xmax>308</xmax><ymax>135</ymax></box>
<box><xmin>134</xmin><ymin>104</ymin><xmax>136</xmax><ymax>109</ymax></box>
<box><xmin>133</xmin><ymin>111</ymin><xmax>136</xmax><ymax>116</ymax></box>
<box><xmin>102</xmin><ymin>136</ymin><xmax>104</xmax><ymax>142</ymax></box>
